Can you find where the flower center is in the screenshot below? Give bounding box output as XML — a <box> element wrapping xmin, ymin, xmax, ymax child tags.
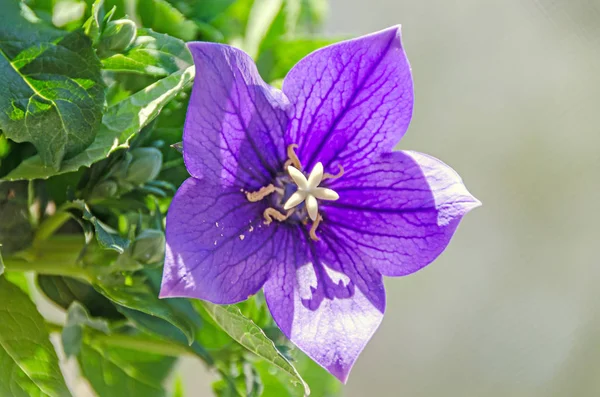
<box><xmin>283</xmin><ymin>162</ymin><xmax>339</xmax><ymax>221</ymax></box>
<box><xmin>244</xmin><ymin>144</ymin><xmax>344</xmax><ymax>240</ymax></box>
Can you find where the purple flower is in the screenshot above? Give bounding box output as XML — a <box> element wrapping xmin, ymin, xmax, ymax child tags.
<box><xmin>160</xmin><ymin>26</ymin><xmax>480</xmax><ymax>382</ymax></box>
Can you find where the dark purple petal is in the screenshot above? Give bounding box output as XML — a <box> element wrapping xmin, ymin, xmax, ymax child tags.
<box><xmin>184</xmin><ymin>43</ymin><xmax>290</xmax><ymax>190</ymax></box>
<box><xmin>263</xmin><ymin>228</ymin><xmax>385</xmax><ymax>383</ymax></box>
<box><xmin>322</xmin><ymin>151</ymin><xmax>481</xmax><ymax>277</ymax></box>
<box><xmin>160</xmin><ymin>177</ymin><xmax>287</xmax><ymax>303</ymax></box>
<box><xmin>283</xmin><ymin>26</ymin><xmax>413</xmax><ymax>172</ymax></box>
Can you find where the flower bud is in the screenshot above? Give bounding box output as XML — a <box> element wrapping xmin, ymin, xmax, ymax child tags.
<box><xmin>90</xmin><ymin>179</ymin><xmax>118</xmax><ymax>199</ymax></box>
<box><xmin>124</xmin><ymin>147</ymin><xmax>162</xmax><ymax>186</ymax></box>
<box><xmin>130</xmin><ymin>229</ymin><xmax>165</xmax><ymax>264</ymax></box>
<box><xmin>99</xmin><ymin>19</ymin><xmax>137</xmax><ymax>52</ymax></box>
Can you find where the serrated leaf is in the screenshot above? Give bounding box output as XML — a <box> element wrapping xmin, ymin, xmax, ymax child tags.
<box><xmin>79</xmin><ymin>340</ymin><xmax>175</xmax><ymax>397</ymax></box>
<box><xmin>0</xmin><ymin>276</ymin><xmax>72</xmax><ymax>397</ymax></box>
<box><xmin>102</xmin><ymin>28</ymin><xmax>192</xmax><ymax>76</ymax></box>
<box><xmin>200</xmin><ymin>302</ymin><xmax>310</xmax><ymax>396</ymax></box>
<box><xmin>93</xmin><ymin>275</ymin><xmax>197</xmax><ymax>344</ymax></box>
<box><xmin>0</xmin><ymin>1</ymin><xmax>105</xmax><ymax>170</ymax></box>
<box><xmin>4</xmin><ymin>65</ymin><xmax>195</xmax><ymax>180</ymax></box>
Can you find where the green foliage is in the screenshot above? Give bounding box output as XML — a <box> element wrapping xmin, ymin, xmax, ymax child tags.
<box><xmin>3</xmin><ymin>65</ymin><xmax>194</xmax><ymax>180</ymax></box>
<box><xmin>101</xmin><ymin>28</ymin><xmax>193</xmax><ymax>76</ymax></box>
<box><xmin>0</xmin><ymin>0</ymin><xmax>105</xmax><ymax>170</ymax></box>
<box><xmin>37</xmin><ymin>275</ymin><xmax>123</xmax><ymax>318</ymax></box>
<box><xmin>137</xmin><ymin>0</ymin><xmax>198</xmax><ymax>41</ymax></box>
<box><xmin>200</xmin><ymin>302</ymin><xmax>310</xmax><ymax>396</ymax></box>
<box><xmin>62</xmin><ymin>302</ymin><xmax>110</xmax><ymax>356</ymax></box>
<box><xmin>0</xmin><ymin>181</ymin><xmax>33</xmax><ymax>254</ymax></box>
<box><xmin>0</xmin><ymin>277</ymin><xmax>72</xmax><ymax>397</ymax></box>
<box><xmin>0</xmin><ymin>0</ymin><xmax>342</xmax><ymax>395</ymax></box>
<box><xmin>79</xmin><ymin>340</ymin><xmax>176</xmax><ymax>397</ymax></box>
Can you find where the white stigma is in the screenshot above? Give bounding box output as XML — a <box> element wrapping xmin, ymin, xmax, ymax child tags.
<box><xmin>283</xmin><ymin>162</ymin><xmax>339</xmax><ymax>221</ymax></box>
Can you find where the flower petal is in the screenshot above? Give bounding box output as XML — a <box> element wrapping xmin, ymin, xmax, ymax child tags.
<box><xmin>283</xmin><ymin>26</ymin><xmax>413</xmax><ymax>172</ymax></box>
<box><xmin>160</xmin><ymin>178</ymin><xmax>284</xmax><ymax>303</ymax></box>
<box><xmin>184</xmin><ymin>42</ymin><xmax>290</xmax><ymax>190</ymax></box>
<box><xmin>323</xmin><ymin>151</ymin><xmax>481</xmax><ymax>277</ymax></box>
<box><xmin>264</xmin><ymin>230</ymin><xmax>385</xmax><ymax>383</ymax></box>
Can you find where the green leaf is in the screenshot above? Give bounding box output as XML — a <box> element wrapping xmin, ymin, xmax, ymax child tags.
<box><xmin>0</xmin><ymin>276</ymin><xmax>72</xmax><ymax>397</ymax></box>
<box><xmin>200</xmin><ymin>302</ymin><xmax>310</xmax><ymax>396</ymax></box>
<box><xmin>258</xmin><ymin>349</ymin><xmax>341</xmax><ymax>397</ymax></box>
<box><xmin>37</xmin><ymin>275</ymin><xmax>123</xmax><ymax>319</ymax></box>
<box><xmin>102</xmin><ymin>28</ymin><xmax>192</xmax><ymax>76</ymax></box>
<box><xmin>93</xmin><ymin>274</ymin><xmax>197</xmax><ymax>344</ymax></box>
<box><xmin>78</xmin><ymin>339</ymin><xmax>175</xmax><ymax>397</ymax></box>
<box><xmin>137</xmin><ymin>0</ymin><xmax>197</xmax><ymax>41</ymax></box>
<box><xmin>0</xmin><ymin>1</ymin><xmax>105</xmax><ymax>170</ymax></box>
<box><xmin>293</xmin><ymin>351</ymin><xmax>341</xmax><ymax>397</ymax></box>
<box><xmin>180</xmin><ymin>0</ymin><xmax>236</xmax><ymax>22</ymax></box>
<box><xmin>80</xmin><ymin>203</ymin><xmax>130</xmax><ymax>253</ymax></box>
<box><xmin>83</xmin><ymin>0</ymin><xmax>108</xmax><ymax>44</ymax></box>
<box><xmin>62</xmin><ymin>302</ymin><xmax>110</xmax><ymax>357</ymax></box>
<box><xmin>115</xmin><ymin>269</ymin><xmax>211</xmax><ymax>361</ymax></box>
<box><xmin>0</xmin><ymin>249</ymin><xmax>4</xmax><ymax>276</ymax></box>
<box><xmin>4</xmin><ymin>272</ymin><xmax>30</xmax><ymax>296</ymax></box>
<box><xmin>4</xmin><ymin>65</ymin><xmax>195</xmax><ymax>180</ymax></box>
<box><xmin>117</xmin><ymin>307</ymin><xmax>211</xmax><ymax>363</ymax></box>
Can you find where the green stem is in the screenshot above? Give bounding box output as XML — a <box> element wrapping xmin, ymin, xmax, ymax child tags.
<box><xmin>46</xmin><ymin>322</ymin><xmax>195</xmax><ymax>358</ymax></box>
<box><xmin>3</xmin><ymin>257</ymin><xmax>92</xmax><ymax>282</ymax></box>
<box><xmin>34</xmin><ymin>211</ymin><xmax>73</xmax><ymax>244</ymax></box>
<box><xmin>89</xmin><ymin>333</ymin><xmax>194</xmax><ymax>357</ymax></box>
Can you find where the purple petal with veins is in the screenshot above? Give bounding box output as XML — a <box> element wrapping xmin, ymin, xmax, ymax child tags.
<box><xmin>161</xmin><ymin>26</ymin><xmax>480</xmax><ymax>383</ymax></box>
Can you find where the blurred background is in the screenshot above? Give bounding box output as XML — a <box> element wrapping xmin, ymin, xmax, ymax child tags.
<box><xmin>40</xmin><ymin>0</ymin><xmax>600</xmax><ymax>395</ymax></box>
<box><xmin>323</xmin><ymin>0</ymin><xmax>600</xmax><ymax>396</ymax></box>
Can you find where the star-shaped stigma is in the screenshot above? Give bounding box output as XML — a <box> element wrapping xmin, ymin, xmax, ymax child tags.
<box><xmin>283</xmin><ymin>162</ymin><xmax>339</xmax><ymax>221</ymax></box>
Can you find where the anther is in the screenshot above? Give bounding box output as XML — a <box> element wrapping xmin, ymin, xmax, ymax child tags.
<box><xmin>322</xmin><ymin>164</ymin><xmax>344</xmax><ymax>181</ymax></box>
<box><xmin>245</xmin><ymin>184</ymin><xmax>282</xmax><ymax>202</ymax></box>
<box><xmin>284</xmin><ymin>144</ymin><xmax>302</xmax><ymax>170</ymax></box>
<box><xmin>309</xmin><ymin>214</ymin><xmax>323</xmax><ymax>241</ymax></box>
<box><xmin>263</xmin><ymin>208</ymin><xmax>294</xmax><ymax>225</ymax></box>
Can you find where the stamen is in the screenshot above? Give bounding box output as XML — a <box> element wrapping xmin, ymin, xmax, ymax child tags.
<box><xmin>322</xmin><ymin>164</ymin><xmax>345</xmax><ymax>181</ymax></box>
<box><xmin>309</xmin><ymin>214</ymin><xmax>323</xmax><ymax>241</ymax></box>
<box><xmin>245</xmin><ymin>184</ymin><xmax>282</xmax><ymax>202</ymax></box>
<box><xmin>264</xmin><ymin>207</ymin><xmax>295</xmax><ymax>225</ymax></box>
<box><xmin>285</xmin><ymin>144</ymin><xmax>302</xmax><ymax>170</ymax></box>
